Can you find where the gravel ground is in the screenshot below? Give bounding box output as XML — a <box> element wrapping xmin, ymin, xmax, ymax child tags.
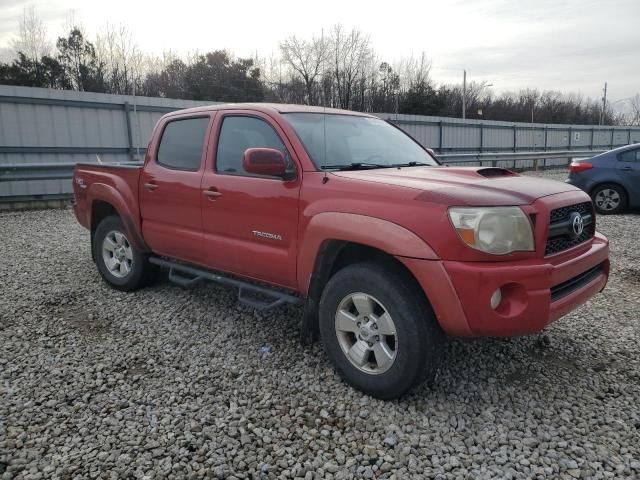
<box><xmin>1</xmin><ymin>169</ymin><xmax>639</xmax><ymax>479</ymax></box>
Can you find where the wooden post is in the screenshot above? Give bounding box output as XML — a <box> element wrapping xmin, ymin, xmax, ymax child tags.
<box><xmin>123</xmin><ymin>102</ymin><xmax>135</xmax><ymax>161</ymax></box>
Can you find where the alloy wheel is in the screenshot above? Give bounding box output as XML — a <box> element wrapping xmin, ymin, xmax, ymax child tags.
<box><xmin>334</xmin><ymin>292</ymin><xmax>398</xmax><ymax>374</ymax></box>
<box><xmin>102</xmin><ymin>230</ymin><xmax>133</xmax><ymax>278</ymax></box>
<box><xmin>594</xmin><ymin>188</ymin><xmax>621</xmax><ymax>211</ymax></box>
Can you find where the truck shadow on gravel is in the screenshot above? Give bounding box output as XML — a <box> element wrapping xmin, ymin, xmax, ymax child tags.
<box><xmin>618</xmin><ymin>266</ymin><xmax>640</xmax><ymax>287</ymax></box>
<box><xmin>406</xmin><ymin>332</ymin><xmax>622</xmax><ymax>403</ymax></box>
<box><xmin>147</xmin><ymin>278</ymin><xmax>627</xmax><ymax>400</ymax></box>
<box><xmin>40</xmin><ymin>272</ymin><xmax>630</xmax><ymax>407</ymax></box>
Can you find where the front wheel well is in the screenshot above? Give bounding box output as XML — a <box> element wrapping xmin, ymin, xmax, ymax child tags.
<box><xmin>301</xmin><ymin>241</ymin><xmax>430</xmax><ymax>345</ymax></box>
<box><xmin>330</xmin><ymin>242</ymin><xmax>414</xmax><ymax>278</ymax></box>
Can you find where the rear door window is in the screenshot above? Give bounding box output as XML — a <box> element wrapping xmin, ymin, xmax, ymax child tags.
<box><xmin>157</xmin><ymin>117</ymin><xmax>210</xmax><ymax>171</ymax></box>
<box><xmin>618</xmin><ymin>148</ymin><xmax>640</xmax><ymax>163</ymax></box>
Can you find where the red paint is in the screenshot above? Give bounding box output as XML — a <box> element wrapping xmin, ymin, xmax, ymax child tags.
<box><xmin>569</xmin><ymin>162</ymin><xmax>594</xmax><ymax>173</ymax></box>
<box><xmin>242</xmin><ymin>148</ymin><xmax>287</xmax><ymax>177</ymax></box>
<box><xmin>73</xmin><ymin>103</ymin><xmax>610</xmax><ymax>338</ymax></box>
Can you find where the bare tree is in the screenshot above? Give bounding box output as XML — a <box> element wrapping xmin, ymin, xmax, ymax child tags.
<box><xmin>629</xmin><ymin>94</ymin><xmax>640</xmax><ymax>126</ymax></box>
<box><xmin>11</xmin><ymin>7</ymin><xmax>51</xmax><ymax>76</ymax></box>
<box><xmin>398</xmin><ymin>52</ymin><xmax>432</xmax><ymax>92</ymax></box>
<box><xmin>0</xmin><ymin>46</ymin><xmax>14</xmax><ymax>63</ymax></box>
<box><xmin>331</xmin><ymin>25</ymin><xmax>371</xmax><ymax>109</ymax></box>
<box><xmin>256</xmin><ymin>52</ymin><xmax>294</xmax><ymax>102</ymax></box>
<box><xmin>96</xmin><ymin>24</ymin><xmax>143</xmax><ymax>94</ymax></box>
<box><xmin>520</xmin><ymin>88</ymin><xmax>540</xmax><ymax>122</ymax></box>
<box><xmin>280</xmin><ymin>34</ymin><xmax>327</xmax><ymax>105</ymax></box>
<box><xmin>62</xmin><ymin>10</ymin><xmax>86</xmax><ymax>39</ymax></box>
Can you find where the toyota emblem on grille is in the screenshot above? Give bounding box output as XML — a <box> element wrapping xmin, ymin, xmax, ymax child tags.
<box><xmin>571</xmin><ymin>212</ymin><xmax>584</xmax><ymax>237</ymax></box>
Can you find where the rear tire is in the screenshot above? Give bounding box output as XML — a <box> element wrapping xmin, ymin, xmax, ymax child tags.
<box><xmin>592</xmin><ymin>183</ymin><xmax>627</xmax><ymax>215</ymax></box>
<box><xmin>92</xmin><ymin>215</ymin><xmax>154</xmax><ymax>291</ymax></box>
<box><xmin>319</xmin><ymin>261</ymin><xmax>445</xmax><ymax>400</ymax></box>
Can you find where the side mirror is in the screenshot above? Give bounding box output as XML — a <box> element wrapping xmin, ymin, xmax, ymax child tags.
<box><xmin>242</xmin><ymin>148</ymin><xmax>287</xmax><ymax>177</ymax></box>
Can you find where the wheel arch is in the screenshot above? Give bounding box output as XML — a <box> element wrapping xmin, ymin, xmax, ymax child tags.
<box><xmin>299</xmin><ymin>212</ymin><xmax>439</xmax><ymax>345</ymax></box>
<box><xmin>87</xmin><ymin>183</ymin><xmax>148</xmax><ymax>252</ymax></box>
<box><xmin>91</xmin><ymin>200</ymin><xmax>118</xmax><ymax>232</ymax></box>
<box><xmin>589</xmin><ymin>181</ymin><xmax>629</xmax><ymax>198</ymax></box>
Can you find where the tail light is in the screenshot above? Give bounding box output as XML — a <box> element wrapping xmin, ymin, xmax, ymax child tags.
<box><xmin>569</xmin><ymin>162</ymin><xmax>593</xmax><ymax>173</ymax></box>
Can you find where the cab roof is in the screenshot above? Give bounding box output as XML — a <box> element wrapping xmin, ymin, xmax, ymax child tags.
<box><xmin>163</xmin><ymin>103</ymin><xmax>376</xmax><ymax>118</ymax></box>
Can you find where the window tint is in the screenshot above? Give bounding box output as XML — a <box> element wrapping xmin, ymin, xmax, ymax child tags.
<box><xmin>619</xmin><ymin>149</ymin><xmax>640</xmax><ymax>163</ymax></box>
<box><xmin>216</xmin><ymin>116</ymin><xmax>294</xmax><ymax>175</ymax></box>
<box><xmin>157</xmin><ymin>117</ymin><xmax>209</xmax><ymax>170</ymax></box>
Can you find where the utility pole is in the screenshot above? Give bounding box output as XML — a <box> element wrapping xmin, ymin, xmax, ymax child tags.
<box><xmin>599</xmin><ymin>82</ymin><xmax>608</xmax><ymax>125</ymax></box>
<box><xmin>321</xmin><ymin>28</ymin><xmax>325</xmax><ymax>108</ymax></box>
<box><xmin>462</xmin><ymin>70</ymin><xmax>467</xmax><ymax>119</ymax></box>
<box><xmin>531</xmin><ymin>97</ymin><xmax>535</xmax><ymax>123</ymax></box>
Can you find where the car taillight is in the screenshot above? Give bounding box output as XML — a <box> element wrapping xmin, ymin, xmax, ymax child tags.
<box><xmin>569</xmin><ymin>162</ymin><xmax>593</xmax><ymax>173</ymax></box>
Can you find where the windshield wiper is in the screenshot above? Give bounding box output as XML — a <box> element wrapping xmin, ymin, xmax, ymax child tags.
<box><xmin>390</xmin><ymin>161</ymin><xmax>431</xmax><ymax>167</ymax></box>
<box><xmin>320</xmin><ymin>162</ymin><xmax>393</xmax><ymax>171</ymax></box>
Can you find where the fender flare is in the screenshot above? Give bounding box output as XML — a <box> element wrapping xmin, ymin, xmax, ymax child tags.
<box><xmin>86</xmin><ymin>183</ymin><xmax>148</xmax><ymax>251</ymax></box>
<box><xmin>297</xmin><ymin>212</ymin><xmax>438</xmax><ymax>294</ymax></box>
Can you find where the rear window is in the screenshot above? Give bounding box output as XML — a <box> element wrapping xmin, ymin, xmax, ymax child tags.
<box><xmin>157</xmin><ymin>117</ymin><xmax>209</xmax><ymax>170</ymax></box>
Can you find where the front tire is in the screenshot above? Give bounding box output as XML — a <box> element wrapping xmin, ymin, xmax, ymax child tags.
<box><xmin>592</xmin><ymin>183</ymin><xmax>627</xmax><ymax>214</ymax></box>
<box><xmin>93</xmin><ymin>215</ymin><xmax>153</xmax><ymax>291</ymax></box>
<box><xmin>319</xmin><ymin>262</ymin><xmax>445</xmax><ymax>400</ymax></box>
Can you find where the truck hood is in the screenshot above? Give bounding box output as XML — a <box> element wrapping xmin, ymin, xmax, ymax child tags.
<box><xmin>333</xmin><ymin>166</ymin><xmax>579</xmax><ymax>206</ymax></box>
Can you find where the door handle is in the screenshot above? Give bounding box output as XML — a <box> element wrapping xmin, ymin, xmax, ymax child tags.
<box><xmin>620</xmin><ymin>166</ymin><xmax>632</xmax><ymax>171</ymax></box>
<box><xmin>203</xmin><ymin>188</ymin><xmax>222</xmax><ymax>199</ymax></box>
<box><xmin>144</xmin><ymin>182</ymin><xmax>159</xmax><ymax>191</ymax></box>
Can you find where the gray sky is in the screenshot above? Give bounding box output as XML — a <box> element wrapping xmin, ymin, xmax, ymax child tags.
<box><xmin>0</xmin><ymin>0</ymin><xmax>638</xmax><ymax>103</ymax></box>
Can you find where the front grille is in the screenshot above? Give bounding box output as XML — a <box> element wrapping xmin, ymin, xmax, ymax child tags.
<box><xmin>545</xmin><ymin>201</ymin><xmax>595</xmax><ymax>256</ymax></box>
<box><xmin>549</xmin><ymin>201</ymin><xmax>591</xmax><ymax>223</ymax></box>
<box><xmin>550</xmin><ymin>263</ymin><xmax>604</xmax><ymax>302</ymax></box>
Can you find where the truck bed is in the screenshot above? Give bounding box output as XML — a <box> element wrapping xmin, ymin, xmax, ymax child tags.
<box><xmin>72</xmin><ymin>162</ymin><xmax>143</xmax><ymax>232</ymax></box>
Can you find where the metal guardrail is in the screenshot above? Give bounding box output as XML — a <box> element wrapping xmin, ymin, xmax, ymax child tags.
<box><xmin>0</xmin><ymin>150</ymin><xmax>600</xmax><ymax>183</ymax></box>
<box><xmin>386</xmin><ymin>117</ymin><xmax>638</xmax><ymax>154</ymax></box>
<box><xmin>0</xmin><ymin>162</ymin><xmax>142</xmax><ymax>182</ymax></box>
<box><xmin>437</xmin><ymin>149</ymin><xmax>604</xmax><ymax>169</ymax></box>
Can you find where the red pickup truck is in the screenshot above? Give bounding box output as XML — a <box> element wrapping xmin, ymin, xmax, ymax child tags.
<box><xmin>73</xmin><ymin>104</ymin><xmax>610</xmax><ymax>399</ymax></box>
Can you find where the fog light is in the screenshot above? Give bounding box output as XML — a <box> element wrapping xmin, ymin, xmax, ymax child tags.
<box><xmin>490</xmin><ymin>288</ymin><xmax>502</xmax><ymax>310</ymax></box>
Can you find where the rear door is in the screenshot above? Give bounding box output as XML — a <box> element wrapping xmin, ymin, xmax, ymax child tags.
<box><xmin>139</xmin><ymin>114</ymin><xmax>213</xmax><ymax>264</ymax></box>
<box><xmin>616</xmin><ymin>147</ymin><xmax>640</xmax><ymax>200</ymax></box>
<box><xmin>199</xmin><ymin>111</ymin><xmax>301</xmax><ymax>289</ymax></box>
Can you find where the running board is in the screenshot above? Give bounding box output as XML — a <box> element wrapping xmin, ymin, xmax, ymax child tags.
<box><xmin>149</xmin><ymin>257</ymin><xmax>303</xmax><ymax>310</ymax></box>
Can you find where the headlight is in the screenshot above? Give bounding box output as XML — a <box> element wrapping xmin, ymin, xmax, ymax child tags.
<box><xmin>448</xmin><ymin>207</ymin><xmax>534</xmax><ymax>255</ymax></box>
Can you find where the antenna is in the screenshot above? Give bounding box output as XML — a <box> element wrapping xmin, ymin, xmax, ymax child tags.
<box><xmin>322</xmin><ymin>27</ymin><xmax>328</xmax><ymax>184</ymax></box>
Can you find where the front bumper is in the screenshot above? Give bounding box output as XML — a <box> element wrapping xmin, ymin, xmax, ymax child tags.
<box><xmin>399</xmin><ymin>232</ymin><xmax>609</xmax><ymax>337</ymax></box>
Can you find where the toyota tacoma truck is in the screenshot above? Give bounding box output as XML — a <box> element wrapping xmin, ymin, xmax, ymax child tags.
<box><xmin>72</xmin><ymin>104</ymin><xmax>610</xmax><ymax>399</ymax></box>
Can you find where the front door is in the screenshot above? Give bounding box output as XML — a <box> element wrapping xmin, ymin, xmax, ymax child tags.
<box><xmin>200</xmin><ymin>111</ymin><xmax>301</xmax><ymax>289</ymax></box>
<box><xmin>139</xmin><ymin>114</ymin><xmax>212</xmax><ymax>264</ymax></box>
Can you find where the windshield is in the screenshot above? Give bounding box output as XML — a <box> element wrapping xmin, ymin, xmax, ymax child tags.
<box><xmin>283</xmin><ymin>113</ymin><xmax>439</xmax><ymax>170</ymax></box>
